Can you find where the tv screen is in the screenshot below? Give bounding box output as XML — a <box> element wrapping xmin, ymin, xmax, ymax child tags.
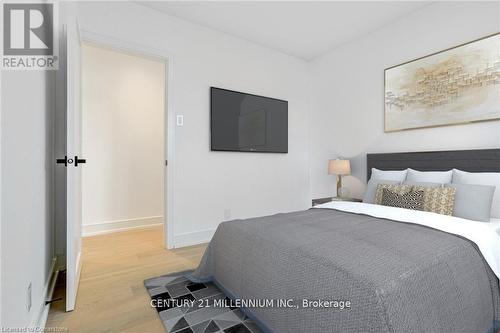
<box><xmin>210</xmin><ymin>87</ymin><xmax>288</xmax><ymax>153</ymax></box>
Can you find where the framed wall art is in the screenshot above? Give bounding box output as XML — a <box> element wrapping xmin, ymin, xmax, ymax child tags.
<box><xmin>384</xmin><ymin>33</ymin><xmax>499</xmax><ymax>132</ymax></box>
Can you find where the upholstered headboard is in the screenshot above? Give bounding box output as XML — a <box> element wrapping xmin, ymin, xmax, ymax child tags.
<box><xmin>366</xmin><ymin>149</ymin><xmax>500</xmax><ymax>181</ymax></box>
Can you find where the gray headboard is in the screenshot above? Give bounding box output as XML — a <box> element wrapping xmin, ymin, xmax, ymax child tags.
<box><xmin>366</xmin><ymin>149</ymin><xmax>500</xmax><ymax>181</ymax></box>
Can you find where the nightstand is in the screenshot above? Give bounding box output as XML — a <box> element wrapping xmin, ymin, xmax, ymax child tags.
<box><xmin>312</xmin><ymin>197</ymin><xmax>362</xmax><ymax>207</ymax></box>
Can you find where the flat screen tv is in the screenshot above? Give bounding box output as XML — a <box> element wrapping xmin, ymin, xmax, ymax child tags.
<box><xmin>210</xmin><ymin>87</ymin><xmax>288</xmax><ymax>153</ymax></box>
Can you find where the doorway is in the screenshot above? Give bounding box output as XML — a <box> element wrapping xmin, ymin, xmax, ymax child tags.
<box><xmin>59</xmin><ymin>29</ymin><xmax>174</xmax><ymax>311</ymax></box>
<box><xmin>80</xmin><ymin>42</ymin><xmax>167</xmax><ymax>241</ymax></box>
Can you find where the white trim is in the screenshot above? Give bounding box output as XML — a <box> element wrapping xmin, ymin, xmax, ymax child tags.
<box><xmin>173</xmin><ymin>229</ymin><xmax>215</xmax><ymax>248</ymax></box>
<box><xmin>30</xmin><ymin>257</ymin><xmax>58</xmax><ymax>329</ymax></box>
<box><xmin>165</xmin><ymin>54</ymin><xmax>175</xmax><ymax>250</ymax></box>
<box><xmin>78</xmin><ymin>29</ymin><xmax>175</xmax><ymax>250</ymax></box>
<box><xmin>83</xmin><ymin>216</ymin><xmax>163</xmax><ymax>237</ymax></box>
<box><xmin>0</xmin><ymin>42</ymin><xmax>2</xmax><ymax>327</ymax></box>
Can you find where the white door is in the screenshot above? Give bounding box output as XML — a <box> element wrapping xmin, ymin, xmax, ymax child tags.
<box><xmin>63</xmin><ymin>22</ymin><xmax>83</xmax><ymax>312</ymax></box>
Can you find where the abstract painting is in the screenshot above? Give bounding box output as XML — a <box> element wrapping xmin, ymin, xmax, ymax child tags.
<box><xmin>384</xmin><ymin>33</ymin><xmax>500</xmax><ymax>132</ymax></box>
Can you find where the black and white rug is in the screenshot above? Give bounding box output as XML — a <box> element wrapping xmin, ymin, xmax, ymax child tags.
<box><xmin>144</xmin><ymin>272</ymin><xmax>263</xmax><ymax>333</ymax></box>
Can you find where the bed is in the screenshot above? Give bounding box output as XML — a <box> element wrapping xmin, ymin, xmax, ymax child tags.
<box><xmin>190</xmin><ymin>149</ymin><xmax>500</xmax><ymax>333</ymax></box>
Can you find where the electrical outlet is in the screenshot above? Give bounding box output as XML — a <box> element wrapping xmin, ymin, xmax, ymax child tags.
<box><xmin>27</xmin><ymin>283</ymin><xmax>32</xmax><ymax>312</ymax></box>
<box><xmin>224</xmin><ymin>209</ymin><xmax>231</xmax><ymax>221</ymax></box>
<box><xmin>176</xmin><ymin>115</ymin><xmax>184</xmax><ymax>126</ymax></box>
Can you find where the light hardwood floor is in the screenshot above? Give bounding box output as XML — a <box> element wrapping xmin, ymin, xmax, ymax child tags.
<box><xmin>46</xmin><ymin>226</ymin><xmax>206</xmax><ymax>333</ymax></box>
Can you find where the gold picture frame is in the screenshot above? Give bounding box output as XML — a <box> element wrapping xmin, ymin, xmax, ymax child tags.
<box><xmin>384</xmin><ymin>33</ymin><xmax>500</xmax><ymax>132</ymax></box>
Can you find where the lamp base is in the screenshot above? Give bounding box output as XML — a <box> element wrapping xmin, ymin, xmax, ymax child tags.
<box><xmin>338</xmin><ymin>187</ymin><xmax>351</xmax><ymax>198</ymax></box>
<box><xmin>336</xmin><ymin>175</ymin><xmax>350</xmax><ymax>198</ymax></box>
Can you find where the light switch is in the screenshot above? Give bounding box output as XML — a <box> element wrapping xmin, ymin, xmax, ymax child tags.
<box><xmin>176</xmin><ymin>115</ymin><xmax>184</xmax><ymax>126</ymax></box>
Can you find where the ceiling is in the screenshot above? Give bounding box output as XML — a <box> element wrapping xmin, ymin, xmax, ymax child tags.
<box><xmin>140</xmin><ymin>1</ymin><xmax>432</xmax><ymax>61</ymax></box>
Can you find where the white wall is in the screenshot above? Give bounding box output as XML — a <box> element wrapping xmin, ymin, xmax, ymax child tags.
<box><xmin>81</xmin><ymin>44</ymin><xmax>165</xmax><ymax>235</ymax></box>
<box><xmin>1</xmin><ymin>69</ymin><xmax>55</xmax><ymax>326</ymax></box>
<box><xmin>309</xmin><ymin>1</ymin><xmax>500</xmax><ymax>199</ymax></box>
<box><xmin>75</xmin><ymin>2</ymin><xmax>311</xmax><ymax>246</ymax></box>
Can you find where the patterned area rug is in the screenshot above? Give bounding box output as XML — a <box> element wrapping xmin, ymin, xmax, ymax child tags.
<box><xmin>144</xmin><ymin>272</ymin><xmax>263</xmax><ymax>333</ymax></box>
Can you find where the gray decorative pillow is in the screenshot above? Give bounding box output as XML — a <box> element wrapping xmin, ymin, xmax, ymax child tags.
<box><xmin>448</xmin><ymin>183</ymin><xmax>495</xmax><ymax>222</ymax></box>
<box><xmin>362</xmin><ymin>179</ymin><xmax>400</xmax><ymax>203</ymax></box>
<box><xmin>381</xmin><ymin>188</ymin><xmax>424</xmax><ymax>211</ymax></box>
<box><xmin>452</xmin><ymin>169</ymin><xmax>500</xmax><ymax>218</ymax></box>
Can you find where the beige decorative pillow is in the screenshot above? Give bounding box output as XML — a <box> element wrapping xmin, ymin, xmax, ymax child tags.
<box><xmin>412</xmin><ymin>185</ymin><xmax>456</xmax><ymax>215</ymax></box>
<box><xmin>375</xmin><ymin>184</ymin><xmax>413</xmax><ymax>204</ymax></box>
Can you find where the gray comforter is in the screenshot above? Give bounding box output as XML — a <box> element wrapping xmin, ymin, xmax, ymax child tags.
<box><xmin>190</xmin><ymin>208</ymin><xmax>500</xmax><ymax>333</ymax></box>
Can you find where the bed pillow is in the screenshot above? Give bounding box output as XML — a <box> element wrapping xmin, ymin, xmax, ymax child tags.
<box><xmin>452</xmin><ymin>169</ymin><xmax>500</xmax><ymax>218</ymax></box>
<box><xmin>381</xmin><ymin>188</ymin><xmax>424</xmax><ymax>211</ymax></box>
<box><xmin>370</xmin><ymin>168</ymin><xmax>407</xmax><ymax>182</ymax></box>
<box><xmin>406</xmin><ymin>169</ymin><xmax>452</xmax><ymax>184</ymax></box>
<box><xmin>447</xmin><ymin>183</ymin><xmax>495</xmax><ymax>222</ymax></box>
<box><xmin>411</xmin><ymin>185</ymin><xmax>456</xmax><ymax>215</ymax></box>
<box><xmin>374</xmin><ymin>183</ymin><xmax>413</xmax><ymax>204</ymax></box>
<box><xmin>363</xmin><ymin>179</ymin><xmax>400</xmax><ymax>203</ymax></box>
<box><xmin>403</xmin><ymin>181</ymin><xmax>443</xmax><ymax>188</ymax></box>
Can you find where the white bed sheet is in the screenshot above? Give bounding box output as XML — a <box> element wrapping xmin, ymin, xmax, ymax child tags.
<box><xmin>490</xmin><ymin>218</ymin><xmax>500</xmax><ymax>236</ymax></box>
<box><xmin>314</xmin><ymin>201</ymin><xmax>500</xmax><ymax>279</ymax></box>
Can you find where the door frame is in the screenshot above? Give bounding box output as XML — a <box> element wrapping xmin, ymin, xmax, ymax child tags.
<box><xmin>79</xmin><ymin>29</ymin><xmax>175</xmax><ymax>249</ymax></box>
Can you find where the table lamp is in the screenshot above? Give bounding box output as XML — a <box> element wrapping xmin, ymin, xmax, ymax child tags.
<box><xmin>328</xmin><ymin>159</ymin><xmax>351</xmax><ymax>198</ymax></box>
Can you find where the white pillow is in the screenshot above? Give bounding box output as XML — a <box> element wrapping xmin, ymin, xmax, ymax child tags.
<box><xmin>370</xmin><ymin>168</ymin><xmax>407</xmax><ymax>182</ymax></box>
<box><xmin>452</xmin><ymin>169</ymin><xmax>500</xmax><ymax>218</ymax></box>
<box><xmin>406</xmin><ymin>169</ymin><xmax>452</xmax><ymax>184</ymax></box>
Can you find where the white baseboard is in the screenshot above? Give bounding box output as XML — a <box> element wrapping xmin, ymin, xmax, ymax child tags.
<box><xmin>83</xmin><ymin>216</ymin><xmax>163</xmax><ymax>237</ymax></box>
<box><xmin>173</xmin><ymin>228</ymin><xmax>215</xmax><ymax>248</ymax></box>
<box><xmin>31</xmin><ymin>257</ymin><xmax>58</xmax><ymax>329</ymax></box>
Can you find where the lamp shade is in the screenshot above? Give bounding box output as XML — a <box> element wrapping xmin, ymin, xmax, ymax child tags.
<box><xmin>328</xmin><ymin>159</ymin><xmax>351</xmax><ymax>175</ymax></box>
